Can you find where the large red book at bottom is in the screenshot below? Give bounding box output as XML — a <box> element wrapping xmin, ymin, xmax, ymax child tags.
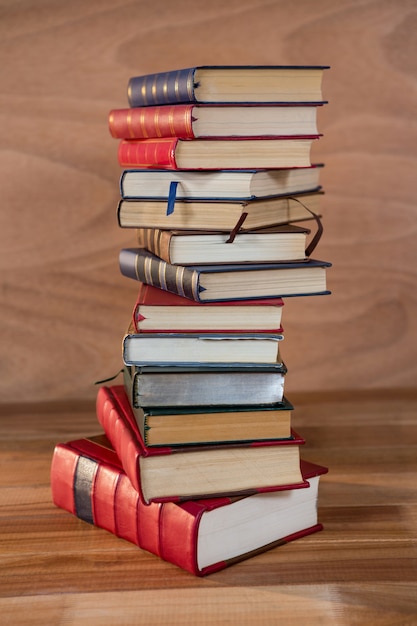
<box><xmin>50</xmin><ymin>434</ymin><xmax>328</xmax><ymax>576</ymax></box>
<box><xmin>96</xmin><ymin>385</ymin><xmax>307</xmax><ymax>504</ymax></box>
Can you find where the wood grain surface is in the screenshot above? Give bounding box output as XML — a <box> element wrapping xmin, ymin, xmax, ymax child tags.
<box><xmin>1</xmin><ymin>390</ymin><xmax>416</xmax><ymax>624</ymax></box>
<box><xmin>1</xmin><ymin>0</ymin><xmax>416</xmax><ymax>402</ymax></box>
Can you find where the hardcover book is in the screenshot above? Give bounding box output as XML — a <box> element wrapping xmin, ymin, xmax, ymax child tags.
<box><xmin>51</xmin><ymin>434</ymin><xmax>328</xmax><ymax>576</ymax></box>
<box><xmin>119</xmin><ymin>247</ymin><xmax>331</xmax><ymax>302</ymax></box>
<box><xmin>117</xmin><ymin>191</ymin><xmax>322</xmax><ymax>231</ymax></box>
<box><xmin>124</xmin><ymin>362</ymin><xmax>287</xmax><ymax>408</ymax></box>
<box><xmin>136</xmin><ymin>223</ymin><xmax>310</xmax><ymax>265</ymax></box>
<box><xmin>131</xmin><ymin>282</ymin><xmax>284</xmax><ymax>333</ymax></box>
<box><xmin>127</xmin><ymin>65</ymin><xmax>329</xmax><ymax>106</ymax></box>
<box><xmin>120</xmin><ymin>166</ymin><xmax>323</xmax><ymax>201</ymax></box>
<box><xmin>126</xmin><ymin>398</ymin><xmax>294</xmax><ymax>447</ymax></box>
<box><xmin>117</xmin><ymin>136</ymin><xmax>319</xmax><ymax>170</ymax></box>
<box><xmin>95</xmin><ymin>385</ymin><xmax>306</xmax><ymax>503</ymax></box>
<box><xmin>122</xmin><ymin>324</ymin><xmax>284</xmax><ymax>367</ymax></box>
<box><xmin>108</xmin><ymin>103</ymin><xmax>321</xmax><ymax>139</ymax></box>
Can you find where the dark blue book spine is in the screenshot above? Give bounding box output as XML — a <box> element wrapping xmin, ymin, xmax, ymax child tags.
<box><xmin>119</xmin><ymin>248</ymin><xmax>202</xmax><ymax>301</ymax></box>
<box><xmin>128</xmin><ymin>68</ymin><xmax>196</xmax><ymax>107</ymax></box>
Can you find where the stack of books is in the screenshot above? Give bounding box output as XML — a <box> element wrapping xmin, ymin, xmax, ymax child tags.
<box><xmin>51</xmin><ymin>65</ymin><xmax>331</xmax><ymax>576</ymax></box>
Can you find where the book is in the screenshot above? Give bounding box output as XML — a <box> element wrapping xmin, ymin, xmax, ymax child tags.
<box><xmin>124</xmin><ymin>362</ymin><xmax>287</xmax><ymax>408</ymax></box>
<box><xmin>119</xmin><ymin>247</ymin><xmax>331</xmax><ymax>302</ymax></box>
<box><xmin>117</xmin><ymin>191</ymin><xmax>322</xmax><ymax>231</ymax></box>
<box><xmin>122</xmin><ymin>323</ymin><xmax>284</xmax><ymax>366</ymax></box>
<box><xmin>131</xmin><ymin>282</ymin><xmax>284</xmax><ymax>333</ymax></box>
<box><xmin>127</xmin><ymin>65</ymin><xmax>329</xmax><ymax>107</ymax></box>
<box><xmin>108</xmin><ymin>103</ymin><xmax>321</xmax><ymax>139</ymax></box>
<box><xmin>136</xmin><ymin>224</ymin><xmax>310</xmax><ymax>265</ymax></box>
<box><xmin>50</xmin><ymin>434</ymin><xmax>328</xmax><ymax>576</ymax></box>
<box><xmin>126</xmin><ymin>398</ymin><xmax>295</xmax><ymax>447</ymax></box>
<box><xmin>117</xmin><ymin>136</ymin><xmax>319</xmax><ymax>170</ymax></box>
<box><xmin>120</xmin><ymin>165</ymin><xmax>323</xmax><ymax>201</ymax></box>
<box><xmin>95</xmin><ymin>385</ymin><xmax>306</xmax><ymax>503</ymax></box>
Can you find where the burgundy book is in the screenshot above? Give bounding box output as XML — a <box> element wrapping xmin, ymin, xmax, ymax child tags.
<box><xmin>117</xmin><ymin>136</ymin><xmax>319</xmax><ymax>170</ymax></box>
<box><xmin>131</xmin><ymin>282</ymin><xmax>284</xmax><ymax>333</ymax></box>
<box><xmin>51</xmin><ymin>433</ymin><xmax>328</xmax><ymax>576</ymax></box>
<box><xmin>96</xmin><ymin>385</ymin><xmax>307</xmax><ymax>504</ymax></box>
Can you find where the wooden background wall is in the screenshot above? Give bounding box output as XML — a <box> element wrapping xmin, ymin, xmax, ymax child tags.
<box><xmin>1</xmin><ymin>0</ymin><xmax>416</xmax><ymax>403</ymax></box>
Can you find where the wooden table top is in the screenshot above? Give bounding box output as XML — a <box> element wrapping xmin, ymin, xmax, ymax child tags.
<box><xmin>1</xmin><ymin>389</ymin><xmax>416</xmax><ymax>625</ymax></box>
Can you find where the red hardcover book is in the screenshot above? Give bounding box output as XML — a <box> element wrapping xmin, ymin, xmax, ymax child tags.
<box><xmin>108</xmin><ymin>103</ymin><xmax>320</xmax><ymax>140</ymax></box>
<box><xmin>117</xmin><ymin>136</ymin><xmax>319</xmax><ymax>170</ymax></box>
<box><xmin>132</xmin><ymin>282</ymin><xmax>284</xmax><ymax>333</ymax></box>
<box><xmin>50</xmin><ymin>433</ymin><xmax>328</xmax><ymax>576</ymax></box>
<box><xmin>96</xmin><ymin>385</ymin><xmax>307</xmax><ymax>504</ymax></box>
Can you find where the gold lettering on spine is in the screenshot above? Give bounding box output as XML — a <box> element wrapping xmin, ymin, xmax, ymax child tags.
<box><xmin>168</xmin><ymin>106</ymin><xmax>176</xmax><ymax>137</ymax></box>
<box><xmin>158</xmin><ymin>260</ymin><xmax>168</xmax><ymax>291</ymax></box>
<box><xmin>186</xmin><ymin>69</ymin><xmax>194</xmax><ymax>101</ymax></box>
<box><xmin>191</xmin><ymin>271</ymin><xmax>200</xmax><ymax>301</ymax></box>
<box><xmin>151</xmin><ymin>74</ymin><xmax>158</xmax><ymax>104</ymax></box>
<box><xmin>127</xmin><ymin>110</ymin><xmax>134</xmax><ymax>138</ymax></box>
<box><xmin>184</xmin><ymin>106</ymin><xmax>193</xmax><ymax>136</ymax></box>
<box><xmin>140</xmin><ymin>109</ymin><xmax>148</xmax><ymax>139</ymax></box>
<box><xmin>162</xmin><ymin>73</ymin><xmax>169</xmax><ymax>103</ymax></box>
<box><xmin>176</xmin><ymin>266</ymin><xmax>186</xmax><ymax>298</ymax></box>
<box><xmin>141</xmin><ymin>76</ymin><xmax>148</xmax><ymax>106</ymax></box>
<box><xmin>154</xmin><ymin>107</ymin><xmax>161</xmax><ymax>137</ymax></box>
<box><xmin>174</xmin><ymin>71</ymin><xmax>181</xmax><ymax>103</ymax></box>
<box><xmin>144</xmin><ymin>256</ymin><xmax>153</xmax><ymax>286</ymax></box>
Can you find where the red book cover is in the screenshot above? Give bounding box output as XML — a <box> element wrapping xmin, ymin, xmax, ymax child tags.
<box><xmin>132</xmin><ymin>282</ymin><xmax>284</xmax><ymax>333</ymax></box>
<box><xmin>96</xmin><ymin>385</ymin><xmax>307</xmax><ymax>504</ymax></box>
<box><xmin>117</xmin><ymin>136</ymin><xmax>319</xmax><ymax>170</ymax></box>
<box><xmin>109</xmin><ymin>105</ymin><xmax>195</xmax><ymax>140</ymax></box>
<box><xmin>50</xmin><ymin>434</ymin><xmax>328</xmax><ymax>576</ymax></box>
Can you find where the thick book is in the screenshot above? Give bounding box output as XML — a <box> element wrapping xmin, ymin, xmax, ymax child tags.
<box><xmin>50</xmin><ymin>434</ymin><xmax>328</xmax><ymax>576</ymax></box>
<box><xmin>124</xmin><ymin>362</ymin><xmax>287</xmax><ymax>408</ymax></box>
<box><xmin>122</xmin><ymin>323</ymin><xmax>284</xmax><ymax>367</ymax></box>
<box><xmin>117</xmin><ymin>136</ymin><xmax>319</xmax><ymax>170</ymax></box>
<box><xmin>108</xmin><ymin>103</ymin><xmax>321</xmax><ymax>139</ymax></box>
<box><xmin>136</xmin><ymin>224</ymin><xmax>310</xmax><ymax>265</ymax></box>
<box><xmin>131</xmin><ymin>282</ymin><xmax>284</xmax><ymax>333</ymax></box>
<box><xmin>119</xmin><ymin>247</ymin><xmax>331</xmax><ymax>302</ymax></box>
<box><xmin>96</xmin><ymin>385</ymin><xmax>306</xmax><ymax>503</ymax></box>
<box><xmin>120</xmin><ymin>165</ymin><xmax>323</xmax><ymax>201</ymax></box>
<box><xmin>127</xmin><ymin>66</ymin><xmax>329</xmax><ymax>106</ymax></box>
<box><xmin>117</xmin><ymin>191</ymin><xmax>322</xmax><ymax>231</ymax></box>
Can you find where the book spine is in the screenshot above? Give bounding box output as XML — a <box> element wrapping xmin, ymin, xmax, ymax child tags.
<box><xmin>128</xmin><ymin>68</ymin><xmax>196</xmax><ymax>107</ymax></box>
<box><xmin>136</xmin><ymin>228</ymin><xmax>172</xmax><ymax>263</ymax></box>
<box><xmin>50</xmin><ymin>442</ymin><xmax>202</xmax><ymax>575</ymax></box>
<box><xmin>119</xmin><ymin>248</ymin><xmax>203</xmax><ymax>301</ymax></box>
<box><xmin>109</xmin><ymin>106</ymin><xmax>195</xmax><ymax>140</ymax></box>
<box><xmin>95</xmin><ymin>387</ymin><xmax>143</xmax><ymax>495</ymax></box>
<box><xmin>118</xmin><ymin>138</ymin><xmax>179</xmax><ymax>169</ymax></box>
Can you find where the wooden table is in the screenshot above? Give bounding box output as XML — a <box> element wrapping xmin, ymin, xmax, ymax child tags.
<box><xmin>1</xmin><ymin>390</ymin><xmax>416</xmax><ymax>625</ymax></box>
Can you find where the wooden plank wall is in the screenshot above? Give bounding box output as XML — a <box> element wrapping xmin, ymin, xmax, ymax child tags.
<box><xmin>1</xmin><ymin>0</ymin><xmax>416</xmax><ymax>402</ymax></box>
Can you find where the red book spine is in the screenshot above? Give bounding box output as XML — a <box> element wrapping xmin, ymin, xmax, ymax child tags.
<box><xmin>118</xmin><ymin>138</ymin><xmax>179</xmax><ymax>169</ymax></box>
<box><xmin>109</xmin><ymin>106</ymin><xmax>195</xmax><ymax>140</ymax></box>
<box><xmin>50</xmin><ymin>443</ymin><xmax>78</xmax><ymax>515</ymax></box>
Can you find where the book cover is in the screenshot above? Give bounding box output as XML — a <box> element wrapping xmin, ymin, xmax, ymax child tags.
<box><xmin>127</xmin><ymin>66</ymin><xmax>329</xmax><ymax>107</ymax></box>
<box><xmin>117</xmin><ymin>136</ymin><xmax>319</xmax><ymax>170</ymax></box>
<box><xmin>95</xmin><ymin>385</ymin><xmax>307</xmax><ymax>504</ymax></box>
<box><xmin>131</xmin><ymin>282</ymin><xmax>284</xmax><ymax>333</ymax></box>
<box><xmin>119</xmin><ymin>247</ymin><xmax>331</xmax><ymax>302</ymax></box>
<box><xmin>108</xmin><ymin>103</ymin><xmax>321</xmax><ymax>140</ymax></box>
<box><xmin>125</xmin><ymin>362</ymin><xmax>287</xmax><ymax>408</ymax></box>
<box><xmin>51</xmin><ymin>434</ymin><xmax>328</xmax><ymax>576</ymax></box>
<box><xmin>119</xmin><ymin>166</ymin><xmax>323</xmax><ymax>201</ymax></box>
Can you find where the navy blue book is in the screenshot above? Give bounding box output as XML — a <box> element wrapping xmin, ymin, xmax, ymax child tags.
<box><xmin>127</xmin><ymin>66</ymin><xmax>329</xmax><ymax>107</ymax></box>
<box><xmin>119</xmin><ymin>247</ymin><xmax>331</xmax><ymax>303</ymax></box>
